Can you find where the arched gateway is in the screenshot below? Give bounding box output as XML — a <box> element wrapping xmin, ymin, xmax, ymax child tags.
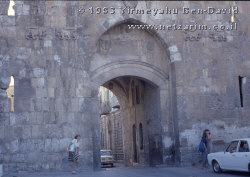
<box><xmin>88</xmin><ymin>19</ymin><xmax>178</xmax><ymax>168</ymax></box>
<box><xmin>1</xmin><ymin>1</ymin><xmax>249</xmax><ymax>175</ymax></box>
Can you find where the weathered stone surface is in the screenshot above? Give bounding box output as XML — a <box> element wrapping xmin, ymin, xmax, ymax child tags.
<box><xmin>0</xmin><ymin>1</ymin><xmax>250</xmax><ymax>175</ymax></box>
<box><xmin>0</xmin><ymin>1</ymin><xmax>9</xmax><ymax>15</ymax></box>
<box><xmin>0</xmin><ymin>16</ymin><xmax>15</xmax><ymax>26</ymax></box>
<box><xmin>0</xmin><ymin>77</ymin><xmax>10</xmax><ymax>89</ymax></box>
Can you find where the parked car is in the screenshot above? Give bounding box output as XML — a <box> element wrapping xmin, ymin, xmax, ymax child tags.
<box><xmin>208</xmin><ymin>138</ymin><xmax>250</xmax><ymax>173</ymax></box>
<box><xmin>101</xmin><ymin>150</ymin><xmax>114</xmax><ymax>167</ymax></box>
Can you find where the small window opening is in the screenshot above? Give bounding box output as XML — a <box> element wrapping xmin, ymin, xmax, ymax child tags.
<box><xmin>6</xmin><ymin>76</ymin><xmax>14</xmax><ymax>112</ymax></box>
<box><xmin>239</xmin><ymin>76</ymin><xmax>245</xmax><ymax>107</ymax></box>
<box><xmin>139</xmin><ymin>123</ymin><xmax>143</xmax><ymax>150</ymax></box>
<box><xmin>8</xmin><ymin>0</ymin><xmax>15</xmax><ymax>16</ymax></box>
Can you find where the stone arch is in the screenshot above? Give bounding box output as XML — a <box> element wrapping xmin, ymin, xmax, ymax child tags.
<box><xmin>89</xmin><ymin>19</ymin><xmax>180</xmax><ymax>168</ymax></box>
<box><xmin>90</xmin><ymin>61</ymin><xmax>168</xmax><ymax>89</ymax></box>
<box><xmin>96</xmin><ymin>18</ymin><xmax>170</xmax><ymax>57</ymax></box>
<box><xmin>90</xmin><ymin>64</ymin><xmax>171</xmax><ymax>167</ymax></box>
<box><xmin>91</xmin><ymin>25</ymin><xmax>171</xmax><ymax>84</ymax></box>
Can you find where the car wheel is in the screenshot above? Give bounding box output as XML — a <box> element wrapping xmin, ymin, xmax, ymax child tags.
<box><xmin>212</xmin><ymin>160</ymin><xmax>222</xmax><ymax>173</ymax></box>
<box><xmin>111</xmin><ymin>163</ymin><xmax>114</xmax><ymax>167</ymax></box>
<box><xmin>248</xmin><ymin>163</ymin><xmax>250</xmax><ymax>172</ymax></box>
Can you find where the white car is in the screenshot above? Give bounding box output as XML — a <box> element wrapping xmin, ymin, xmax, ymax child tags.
<box><xmin>101</xmin><ymin>150</ymin><xmax>114</xmax><ymax>167</ymax></box>
<box><xmin>208</xmin><ymin>138</ymin><xmax>250</xmax><ymax>173</ymax></box>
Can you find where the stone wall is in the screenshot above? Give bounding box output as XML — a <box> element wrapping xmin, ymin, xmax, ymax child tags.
<box><xmin>0</xmin><ymin>0</ymin><xmax>250</xmax><ymax>174</ymax></box>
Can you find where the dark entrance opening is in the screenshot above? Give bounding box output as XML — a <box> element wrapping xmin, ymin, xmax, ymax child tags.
<box><xmin>98</xmin><ymin>76</ymin><xmax>163</xmax><ymax>167</ymax></box>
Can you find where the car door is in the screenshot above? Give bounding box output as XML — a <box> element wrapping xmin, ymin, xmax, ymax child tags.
<box><xmin>221</xmin><ymin>141</ymin><xmax>239</xmax><ymax>170</ymax></box>
<box><xmin>233</xmin><ymin>141</ymin><xmax>250</xmax><ymax>171</ymax></box>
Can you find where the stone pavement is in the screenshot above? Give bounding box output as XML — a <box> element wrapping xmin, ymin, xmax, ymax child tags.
<box><xmin>4</xmin><ymin>166</ymin><xmax>249</xmax><ymax>177</ymax></box>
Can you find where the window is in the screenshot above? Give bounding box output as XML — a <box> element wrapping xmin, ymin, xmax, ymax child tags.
<box><xmin>226</xmin><ymin>141</ymin><xmax>239</xmax><ymax>153</ymax></box>
<box><xmin>239</xmin><ymin>76</ymin><xmax>245</xmax><ymax>107</ymax></box>
<box><xmin>239</xmin><ymin>141</ymin><xmax>249</xmax><ymax>152</ymax></box>
<box><xmin>139</xmin><ymin>123</ymin><xmax>143</xmax><ymax>150</ymax></box>
<box><xmin>101</xmin><ymin>150</ymin><xmax>111</xmax><ymax>156</ymax></box>
<box><xmin>8</xmin><ymin>0</ymin><xmax>15</xmax><ymax>16</ymax></box>
<box><xmin>6</xmin><ymin>76</ymin><xmax>14</xmax><ymax>112</ymax></box>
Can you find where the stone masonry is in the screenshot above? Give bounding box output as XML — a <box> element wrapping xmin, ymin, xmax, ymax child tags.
<box><xmin>0</xmin><ymin>0</ymin><xmax>250</xmax><ymax>175</ymax></box>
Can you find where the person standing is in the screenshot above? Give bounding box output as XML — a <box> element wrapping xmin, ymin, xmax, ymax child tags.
<box><xmin>68</xmin><ymin>135</ymin><xmax>80</xmax><ymax>174</ymax></box>
<box><xmin>207</xmin><ymin>131</ymin><xmax>213</xmax><ymax>154</ymax></box>
<box><xmin>201</xmin><ymin>129</ymin><xmax>210</xmax><ymax>169</ymax></box>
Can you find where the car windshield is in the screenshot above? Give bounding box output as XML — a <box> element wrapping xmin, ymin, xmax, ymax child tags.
<box><xmin>101</xmin><ymin>151</ymin><xmax>111</xmax><ymax>156</ymax></box>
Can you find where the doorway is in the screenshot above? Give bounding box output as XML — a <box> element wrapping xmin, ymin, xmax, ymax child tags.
<box><xmin>98</xmin><ymin>76</ymin><xmax>163</xmax><ymax>167</ymax></box>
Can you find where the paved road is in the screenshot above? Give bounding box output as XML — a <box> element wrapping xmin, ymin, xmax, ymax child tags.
<box><xmin>5</xmin><ymin>166</ymin><xmax>249</xmax><ymax>177</ymax></box>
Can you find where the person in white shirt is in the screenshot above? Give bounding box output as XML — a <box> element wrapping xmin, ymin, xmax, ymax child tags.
<box><xmin>68</xmin><ymin>135</ymin><xmax>80</xmax><ymax>174</ymax></box>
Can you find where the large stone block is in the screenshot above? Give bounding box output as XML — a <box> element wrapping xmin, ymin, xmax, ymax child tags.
<box><xmin>70</xmin><ymin>98</ymin><xmax>79</xmax><ymax>112</ymax></box>
<box><xmin>0</xmin><ymin>113</ymin><xmax>9</xmax><ymax>125</ymax></box>
<box><xmin>31</xmin><ymin>125</ymin><xmax>42</xmax><ymax>138</ymax></box>
<box><xmin>35</xmin><ymin>112</ymin><xmax>44</xmax><ymax>124</ymax></box>
<box><xmin>14</xmin><ymin>112</ymin><xmax>29</xmax><ymax>125</ymax></box>
<box><xmin>59</xmin><ymin>138</ymin><xmax>71</xmax><ymax>151</ymax></box>
<box><xmin>66</xmin><ymin>16</ymin><xmax>75</xmax><ymax>27</ymax></box>
<box><xmin>50</xmin><ymin>16</ymin><xmax>66</xmax><ymax>27</ymax></box>
<box><xmin>10</xmin><ymin>154</ymin><xmax>25</xmax><ymax>163</ymax></box>
<box><xmin>35</xmin><ymin>88</ymin><xmax>47</xmax><ymax>98</ymax></box>
<box><xmin>15</xmin><ymin>78</ymin><xmax>31</xmax><ymax>88</ymax></box>
<box><xmin>32</xmin><ymin>98</ymin><xmax>42</xmax><ymax>112</ymax></box>
<box><xmin>0</xmin><ymin>77</ymin><xmax>10</xmax><ymax>89</ymax></box>
<box><xmin>47</xmin><ymin>77</ymin><xmax>56</xmax><ymax>88</ymax></box>
<box><xmin>0</xmin><ymin>97</ymin><xmax>10</xmax><ymax>113</ymax></box>
<box><xmin>26</xmin><ymin>152</ymin><xmax>43</xmax><ymax>163</ymax></box>
<box><xmin>32</xmin><ymin>68</ymin><xmax>45</xmax><ymax>78</ymax></box>
<box><xmin>76</xmin><ymin>87</ymin><xmax>92</xmax><ymax>97</ymax></box>
<box><xmin>55</xmin><ymin>98</ymin><xmax>65</xmax><ymax>112</ymax></box>
<box><xmin>9</xmin><ymin>140</ymin><xmax>19</xmax><ymax>153</ymax></box>
<box><xmin>1</xmin><ymin>16</ymin><xmax>15</xmax><ymax>26</ymax></box>
<box><xmin>3</xmin><ymin>126</ymin><xmax>17</xmax><ymax>141</ymax></box>
<box><xmin>51</xmin><ymin>138</ymin><xmax>61</xmax><ymax>152</ymax></box>
<box><xmin>41</xmin><ymin>98</ymin><xmax>50</xmax><ymax>111</ymax></box>
<box><xmin>47</xmin><ymin>88</ymin><xmax>54</xmax><ymax>98</ymax></box>
<box><xmin>31</xmin><ymin>15</ymin><xmax>44</xmax><ymax>26</ymax></box>
<box><xmin>15</xmin><ymin>98</ymin><xmax>31</xmax><ymax>115</ymax></box>
<box><xmin>43</xmin><ymin>111</ymin><xmax>56</xmax><ymax>124</ymax></box>
<box><xmin>15</xmin><ymin>86</ymin><xmax>35</xmax><ymax>99</ymax></box>
<box><xmin>0</xmin><ymin>1</ymin><xmax>9</xmax><ymax>15</ymax></box>
<box><xmin>19</xmin><ymin>139</ymin><xmax>29</xmax><ymax>153</ymax></box>
<box><xmin>78</xmin><ymin>97</ymin><xmax>99</xmax><ymax>114</ymax></box>
<box><xmin>0</xmin><ymin>125</ymin><xmax>4</xmax><ymax>139</ymax></box>
<box><xmin>31</xmin><ymin>78</ymin><xmax>45</xmax><ymax>88</ymax></box>
<box><xmin>43</xmin><ymin>124</ymin><xmax>61</xmax><ymax>139</ymax></box>
<box><xmin>44</xmin><ymin>139</ymin><xmax>51</xmax><ymax>152</ymax></box>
